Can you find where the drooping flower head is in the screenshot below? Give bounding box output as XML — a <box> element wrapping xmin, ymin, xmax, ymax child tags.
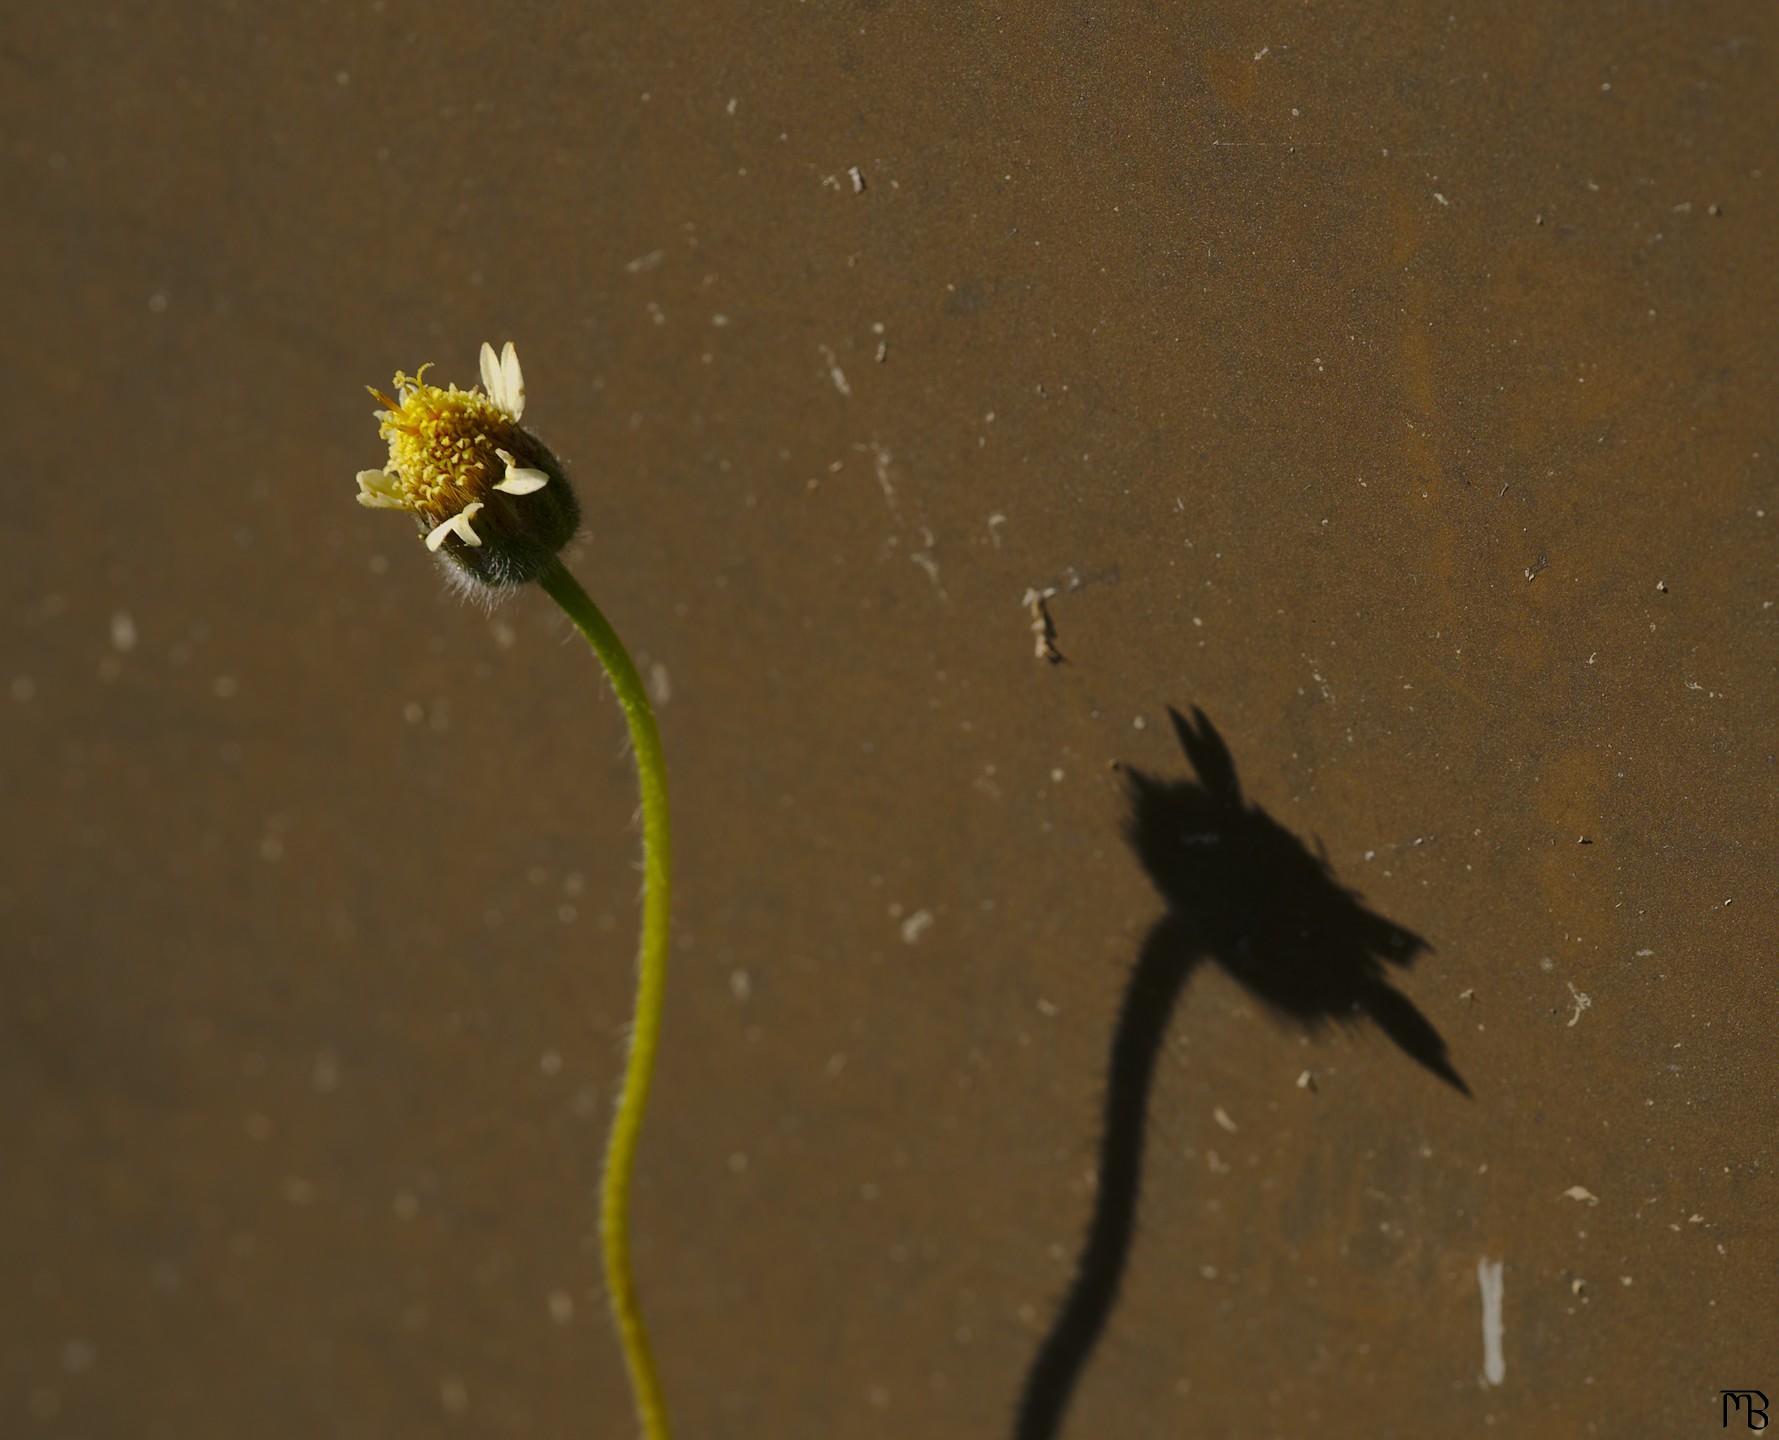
<box><xmin>357</xmin><ymin>341</ymin><xmax>580</xmax><ymax>592</ymax></box>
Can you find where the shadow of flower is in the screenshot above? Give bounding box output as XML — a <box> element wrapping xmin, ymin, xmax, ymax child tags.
<box><xmin>1014</xmin><ymin>706</ymin><xmax>1467</xmax><ymax>1440</ymax></box>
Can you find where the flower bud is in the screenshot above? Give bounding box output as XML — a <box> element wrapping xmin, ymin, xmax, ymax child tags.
<box><xmin>355</xmin><ymin>341</ymin><xmax>581</xmax><ymax>592</ymax></box>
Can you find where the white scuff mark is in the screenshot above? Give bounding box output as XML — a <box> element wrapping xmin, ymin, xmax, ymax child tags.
<box><xmin>648</xmin><ymin>661</ymin><xmax>671</xmax><ymax>704</ymax></box>
<box><xmin>910</xmin><ymin>528</ymin><xmax>947</xmax><ymax>599</ymax></box>
<box><xmin>110</xmin><ymin>610</ymin><xmax>138</xmax><ymax>652</ymax></box>
<box><xmin>1253</xmin><ymin>45</ymin><xmax>1270</xmax><ymax>60</ymax></box>
<box><xmin>900</xmin><ymin>909</ymin><xmax>934</xmax><ymax>945</ymax></box>
<box><xmin>1477</xmin><ymin>1257</ymin><xmax>1505</xmax><ymax>1386</ymax></box>
<box><xmin>848</xmin><ymin>165</ymin><xmax>866</xmax><ymax>193</ymax></box>
<box><xmin>1212</xmin><ymin>1106</ymin><xmax>1239</xmax><ymax>1133</ymax></box>
<box><xmin>1434</xmin><ymin>191</ymin><xmax>1450</xmax><ymax>207</ymax></box>
<box><xmin>987</xmin><ymin>512</ymin><xmax>1007</xmax><ymax>547</ymax></box>
<box><xmin>1305</xmin><ymin>656</ymin><xmax>1334</xmax><ymax>704</ymax></box>
<box><xmin>1563</xmin><ymin>1185</ymin><xmax>1600</xmax><ymax>1206</ymax></box>
<box><xmin>1565</xmin><ymin>981</ymin><xmax>1592</xmax><ymax>1027</ymax></box>
<box><xmin>857</xmin><ymin>441</ymin><xmax>897</xmax><ymax>511</ymax></box>
<box><xmin>1295</xmin><ymin>1069</ymin><xmax>1316</xmax><ymax>1092</ymax></box>
<box><xmin>819</xmin><ymin>344</ymin><xmax>852</xmax><ymax>397</ymax></box>
<box><xmin>625</xmin><ymin>249</ymin><xmax>665</xmax><ymax>274</ymax></box>
<box><xmin>1022</xmin><ymin>587</ymin><xmax>1061</xmax><ymax>663</ymax></box>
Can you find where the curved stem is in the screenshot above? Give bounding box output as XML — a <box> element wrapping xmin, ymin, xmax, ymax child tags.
<box><xmin>538</xmin><ymin>557</ymin><xmax>672</xmax><ymax>1440</ymax></box>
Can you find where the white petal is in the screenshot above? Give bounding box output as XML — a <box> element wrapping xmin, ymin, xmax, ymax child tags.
<box><xmin>500</xmin><ymin>341</ymin><xmax>525</xmax><ymax>419</ymax></box>
<box><xmin>355</xmin><ymin>469</ymin><xmax>407</xmax><ymax>508</ymax></box>
<box><xmin>492</xmin><ymin>447</ymin><xmax>549</xmax><ymax>494</ymax></box>
<box><xmin>424</xmin><ymin>501</ymin><xmax>485</xmax><ymax>551</ymax></box>
<box><xmin>494</xmin><ymin>468</ymin><xmax>549</xmax><ymax>495</ymax></box>
<box><xmin>479</xmin><ymin>342</ymin><xmax>501</xmax><ymax>402</ymax></box>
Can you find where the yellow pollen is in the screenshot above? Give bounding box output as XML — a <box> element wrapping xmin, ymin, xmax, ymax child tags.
<box><xmin>367</xmin><ymin>364</ymin><xmax>522</xmax><ymax>519</ymax></box>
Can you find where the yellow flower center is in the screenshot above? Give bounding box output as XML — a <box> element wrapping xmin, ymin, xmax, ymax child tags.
<box><xmin>370</xmin><ymin>367</ymin><xmax>520</xmax><ymax>521</ymax></box>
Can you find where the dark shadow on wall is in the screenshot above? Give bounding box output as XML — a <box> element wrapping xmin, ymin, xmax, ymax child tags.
<box><xmin>1012</xmin><ymin>706</ymin><xmax>1468</xmax><ymax>1440</ymax></box>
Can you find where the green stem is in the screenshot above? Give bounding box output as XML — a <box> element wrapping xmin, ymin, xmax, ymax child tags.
<box><xmin>537</xmin><ymin>557</ymin><xmax>672</xmax><ymax>1440</ymax></box>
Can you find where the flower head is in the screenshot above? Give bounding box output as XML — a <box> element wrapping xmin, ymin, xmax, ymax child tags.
<box><xmin>356</xmin><ymin>341</ymin><xmax>580</xmax><ymax>592</ymax></box>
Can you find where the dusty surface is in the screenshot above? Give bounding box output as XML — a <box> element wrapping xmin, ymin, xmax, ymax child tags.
<box><xmin>4</xmin><ymin>3</ymin><xmax>1777</xmax><ymax>1436</ymax></box>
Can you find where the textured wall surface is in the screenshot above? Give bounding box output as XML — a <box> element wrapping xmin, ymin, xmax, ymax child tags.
<box><xmin>4</xmin><ymin>4</ymin><xmax>1776</xmax><ymax>1436</ymax></box>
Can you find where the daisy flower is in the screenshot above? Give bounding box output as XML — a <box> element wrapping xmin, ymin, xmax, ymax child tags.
<box><xmin>356</xmin><ymin>341</ymin><xmax>580</xmax><ymax>592</ymax></box>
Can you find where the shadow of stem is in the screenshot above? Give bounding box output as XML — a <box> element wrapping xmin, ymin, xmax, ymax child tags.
<box><xmin>1013</xmin><ymin>707</ymin><xmax>1467</xmax><ymax>1440</ymax></box>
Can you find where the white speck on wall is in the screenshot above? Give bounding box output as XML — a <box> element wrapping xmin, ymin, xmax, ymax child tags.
<box><xmin>1477</xmin><ymin>1257</ymin><xmax>1505</xmax><ymax>1386</ymax></box>
<box><xmin>649</xmin><ymin>661</ymin><xmax>671</xmax><ymax>704</ymax></box>
<box><xmin>1565</xmin><ymin>981</ymin><xmax>1592</xmax><ymax>1027</ymax></box>
<box><xmin>864</xmin><ymin>441</ymin><xmax>897</xmax><ymax>510</ymax></box>
<box><xmin>910</xmin><ymin>543</ymin><xmax>945</xmax><ymax>598</ymax></box>
<box><xmin>110</xmin><ymin>611</ymin><xmax>137</xmax><ymax>652</ymax></box>
<box><xmin>900</xmin><ymin>909</ymin><xmax>934</xmax><ymax>944</ymax></box>
<box><xmin>819</xmin><ymin>344</ymin><xmax>852</xmax><ymax>397</ymax></box>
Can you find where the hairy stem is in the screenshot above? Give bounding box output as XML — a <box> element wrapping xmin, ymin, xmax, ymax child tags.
<box><xmin>538</xmin><ymin>557</ymin><xmax>672</xmax><ymax>1440</ymax></box>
